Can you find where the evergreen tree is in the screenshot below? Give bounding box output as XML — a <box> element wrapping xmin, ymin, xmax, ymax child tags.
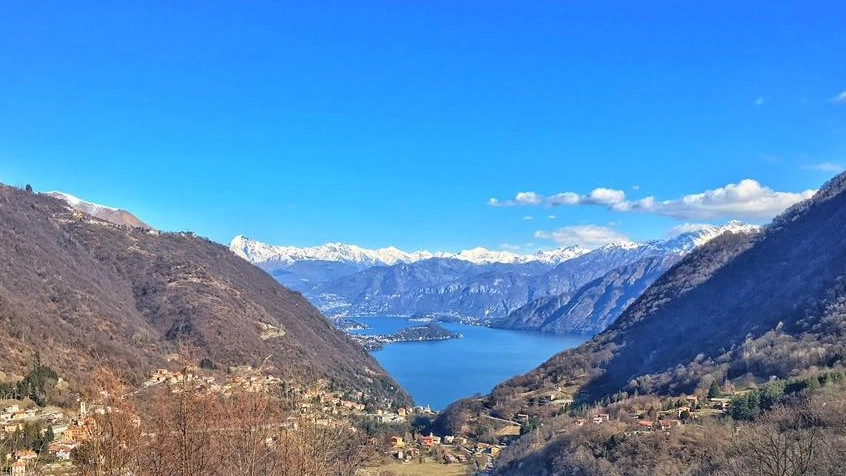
<box><xmin>44</xmin><ymin>425</ymin><xmax>55</xmax><ymax>448</ymax></box>
<box><xmin>708</xmin><ymin>379</ymin><xmax>722</xmax><ymax>398</ymax></box>
<box><xmin>759</xmin><ymin>381</ymin><xmax>785</xmax><ymax>410</ymax></box>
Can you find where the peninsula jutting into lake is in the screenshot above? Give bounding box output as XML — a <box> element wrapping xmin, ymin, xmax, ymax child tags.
<box><xmin>350</xmin><ymin>322</ymin><xmax>462</xmax><ymax>350</ymax></box>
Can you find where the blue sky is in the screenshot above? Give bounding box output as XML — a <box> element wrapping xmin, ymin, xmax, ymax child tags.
<box><xmin>1</xmin><ymin>1</ymin><xmax>845</xmax><ymax>252</ymax></box>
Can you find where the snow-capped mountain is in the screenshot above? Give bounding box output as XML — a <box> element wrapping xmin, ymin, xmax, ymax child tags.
<box><xmin>534</xmin><ymin>246</ymin><xmax>591</xmax><ymax>263</ymax></box>
<box><xmin>42</xmin><ymin>191</ymin><xmax>150</xmax><ymax>229</ymax></box>
<box><xmin>496</xmin><ymin>221</ymin><xmax>762</xmax><ymax>334</ymax></box>
<box><xmin>657</xmin><ymin>220</ymin><xmax>760</xmax><ymax>254</ymax></box>
<box><xmin>230</xmin><ymin>236</ymin><xmax>588</xmax><ymax>268</ymax></box>
<box><xmin>233</xmin><ymin>222</ymin><xmax>759</xmax><ymax>328</ymax></box>
<box><xmin>449</xmin><ymin>246</ymin><xmax>589</xmax><ymax>265</ymax></box>
<box><xmin>230</xmin><ymin>235</ymin><xmax>436</xmax><ymax>268</ymax></box>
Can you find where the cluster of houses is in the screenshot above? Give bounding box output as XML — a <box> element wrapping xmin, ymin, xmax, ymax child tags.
<box><xmin>387</xmin><ymin>432</ymin><xmax>502</xmax><ymax>470</ymax></box>
<box><xmin>296</xmin><ymin>382</ymin><xmax>436</xmax><ymax>426</ymax></box>
<box><xmin>146</xmin><ymin>365</ymin><xmax>429</xmax><ymax>437</ymax></box>
<box><xmin>1</xmin><ymin>401</ymin><xmax>90</xmax><ymax>475</ymax></box>
<box><xmin>144</xmin><ymin>366</ymin><xmax>285</xmax><ymax>395</ymax></box>
<box><xmin>575</xmin><ymin>412</ymin><xmax>612</xmax><ymax>426</ymax></box>
<box><xmin>2</xmin><ymin>365</ymin><xmax>436</xmax><ymax>475</ymax></box>
<box><xmin>570</xmin><ymin>395</ymin><xmax>736</xmax><ymax>436</ymax></box>
<box><xmin>0</xmin><ymin>405</ymin><xmax>38</xmax><ymax>432</ymax></box>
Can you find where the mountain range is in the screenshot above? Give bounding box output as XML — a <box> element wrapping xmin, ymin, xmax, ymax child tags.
<box><xmin>232</xmin><ymin>221</ymin><xmax>758</xmax><ymax>334</ymax></box>
<box><xmin>0</xmin><ymin>184</ymin><xmax>408</xmax><ymax>406</ymax></box>
<box><xmin>230</xmin><ymin>235</ymin><xmax>589</xmax><ymax>268</ymax></box>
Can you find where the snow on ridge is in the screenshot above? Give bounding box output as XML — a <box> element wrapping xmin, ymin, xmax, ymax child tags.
<box><xmin>43</xmin><ymin>191</ymin><xmax>120</xmax><ymax>212</ymax></box>
<box><xmin>40</xmin><ymin>190</ymin><xmax>151</xmax><ymax>229</ymax></box>
<box><xmin>659</xmin><ymin>221</ymin><xmax>761</xmax><ymax>253</ymax></box>
<box><xmin>230</xmin><ymin>221</ymin><xmax>759</xmax><ymax>268</ymax></box>
<box><xmin>598</xmin><ymin>241</ymin><xmax>642</xmax><ymax>251</ymax></box>
<box><xmin>452</xmin><ymin>247</ymin><xmax>528</xmax><ymax>264</ymax></box>
<box><xmin>230</xmin><ymin>236</ymin><xmax>438</xmax><ymax>266</ymax></box>
<box><xmin>230</xmin><ymin>237</ymin><xmax>586</xmax><ymax>266</ymax></box>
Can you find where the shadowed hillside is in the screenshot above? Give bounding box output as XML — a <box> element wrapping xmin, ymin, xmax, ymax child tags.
<box><xmin>526</xmin><ymin>170</ymin><xmax>846</xmax><ymax>402</ymax></box>
<box><xmin>497</xmin><ymin>255</ymin><xmax>680</xmax><ymax>334</ymax></box>
<box><xmin>435</xmin><ymin>171</ymin><xmax>846</xmax><ymax>459</ymax></box>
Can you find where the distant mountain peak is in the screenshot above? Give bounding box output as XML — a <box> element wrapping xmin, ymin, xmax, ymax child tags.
<box><xmin>660</xmin><ymin>221</ymin><xmax>761</xmax><ymax>253</ymax></box>
<box><xmin>452</xmin><ymin>247</ymin><xmax>527</xmax><ymax>264</ymax></box>
<box><xmin>534</xmin><ymin>245</ymin><xmax>590</xmax><ymax>263</ymax></box>
<box><xmin>230</xmin><ymin>237</ymin><xmax>589</xmax><ymax>267</ymax></box>
<box><xmin>42</xmin><ymin>191</ymin><xmax>151</xmax><ymax>229</ymax></box>
<box><xmin>599</xmin><ymin>240</ymin><xmax>642</xmax><ymax>251</ymax></box>
<box><xmin>230</xmin><ymin>236</ymin><xmax>437</xmax><ymax>267</ymax></box>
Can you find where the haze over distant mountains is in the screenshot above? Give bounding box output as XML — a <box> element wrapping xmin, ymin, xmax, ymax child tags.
<box><xmin>232</xmin><ymin>221</ymin><xmax>758</xmax><ymax>334</ymax></box>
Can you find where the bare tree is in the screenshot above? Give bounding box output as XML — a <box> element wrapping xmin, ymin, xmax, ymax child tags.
<box><xmin>214</xmin><ymin>391</ymin><xmax>284</xmax><ymax>476</ymax></box>
<box><xmin>144</xmin><ymin>383</ymin><xmax>217</xmax><ymax>476</ymax></box>
<box><xmin>723</xmin><ymin>405</ymin><xmax>826</xmax><ymax>476</ymax></box>
<box><xmin>68</xmin><ymin>369</ymin><xmax>376</xmax><ymax>476</ymax></box>
<box><xmin>71</xmin><ymin>370</ymin><xmax>142</xmax><ymax>476</ymax></box>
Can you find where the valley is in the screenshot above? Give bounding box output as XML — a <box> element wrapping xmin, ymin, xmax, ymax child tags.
<box><xmin>232</xmin><ymin>221</ymin><xmax>758</xmax><ymax>336</ymax></box>
<box><xmin>5</xmin><ymin>178</ymin><xmax>843</xmax><ymax>476</ymax></box>
<box><xmin>5</xmin><ymin>3</ymin><xmax>842</xmax><ymax>474</ymax></box>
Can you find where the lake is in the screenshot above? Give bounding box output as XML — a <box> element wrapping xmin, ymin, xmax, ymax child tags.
<box><xmin>351</xmin><ymin>317</ymin><xmax>587</xmax><ymax>410</ymax></box>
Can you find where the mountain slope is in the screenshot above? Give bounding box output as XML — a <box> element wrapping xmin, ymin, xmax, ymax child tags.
<box><xmin>499</xmin><ymin>255</ymin><xmax>680</xmax><ymax>334</ymax></box>
<box><xmin>440</xmin><ymin>172</ymin><xmax>846</xmax><ymax>449</ymax></box>
<box><xmin>309</xmin><ymin>223</ymin><xmax>756</xmax><ymax>323</ymax></box>
<box><xmin>311</xmin><ymin>259</ymin><xmax>553</xmax><ymax>319</ymax></box>
<box><xmin>491</xmin><ymin>223</ymin><xmax>757</xmax><ymax>334</ymax></box>
<box><xmin>0</xmin><ymin>185</ymin><xmax>408</xmax><ymax>405</ymax></box>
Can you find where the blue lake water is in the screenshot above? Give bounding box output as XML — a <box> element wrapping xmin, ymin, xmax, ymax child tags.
<box><xmin>351</xmin><ymin>317</ymin><xmax>587</xmax><ymax>410</ymax></box>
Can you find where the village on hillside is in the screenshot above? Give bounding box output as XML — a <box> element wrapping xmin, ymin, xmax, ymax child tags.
<box><xmin>0</xmin><ymin>363</ymin><xmax>490</xmax><ymax>475</ymax></box>
<box><xmin>3</xmin><ymin>356</ymin><xmax>829</xmax><ymax>476</ymax></box>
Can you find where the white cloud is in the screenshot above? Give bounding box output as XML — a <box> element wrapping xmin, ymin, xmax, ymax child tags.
<box><xmin>547</xmin><ymin>214</ymin><xmax>556</xmax><ymax>220</ymax></box>
<box><xmin>534</xmin><ymin>225</ymin><xmax>630</xmax><ymax>249</ymax></box>
<box><xmin>805</xmin><ymin>162</ymin><xmax>844</xmax><ymax>173</ymax></box>
<box><xmin>492</xmin><ymin>188</ymin><xmax>627</xmax><ymax>207</ymax></box>
<box><xmin>522</xmin><ymin>215</ymin><xmax>534</xmax><ymax>221</ymax></box>
<box><xmin>515</xmin><ymin>191</ymin><xmax>542</xmax><ymax>205</ymax></box>
<box><xmin>488</xmin><ymin>191</ymin><xmax>543</xmax><ymax>207</ymax></box>
<box><xmin>585</xmin><ymin>187</ymin><xmax>627</xmax><ymax>205</ymax></box>
<box><xmin>627</xmin><ymin>179</ymin><xmax>816</xmax><ymax>220</ymax></box>
<box><xmin>500</xmin><ymin>243</ymin><xmax>521</xmax><ymax>251</ymax></box>
<box><xmin>832</xmin><ymin>90</ymin><xmax>846</xmax><ymax>104</ymax></box>
<box><xmin>548</xmin><ymin>192</ymin><xmax>581</xmax><ymax>206</ymax></box>
<box><xmin>490</xmin><ymin>179</ymin><xmax>815</xmax><ymax>221</ymax></box>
